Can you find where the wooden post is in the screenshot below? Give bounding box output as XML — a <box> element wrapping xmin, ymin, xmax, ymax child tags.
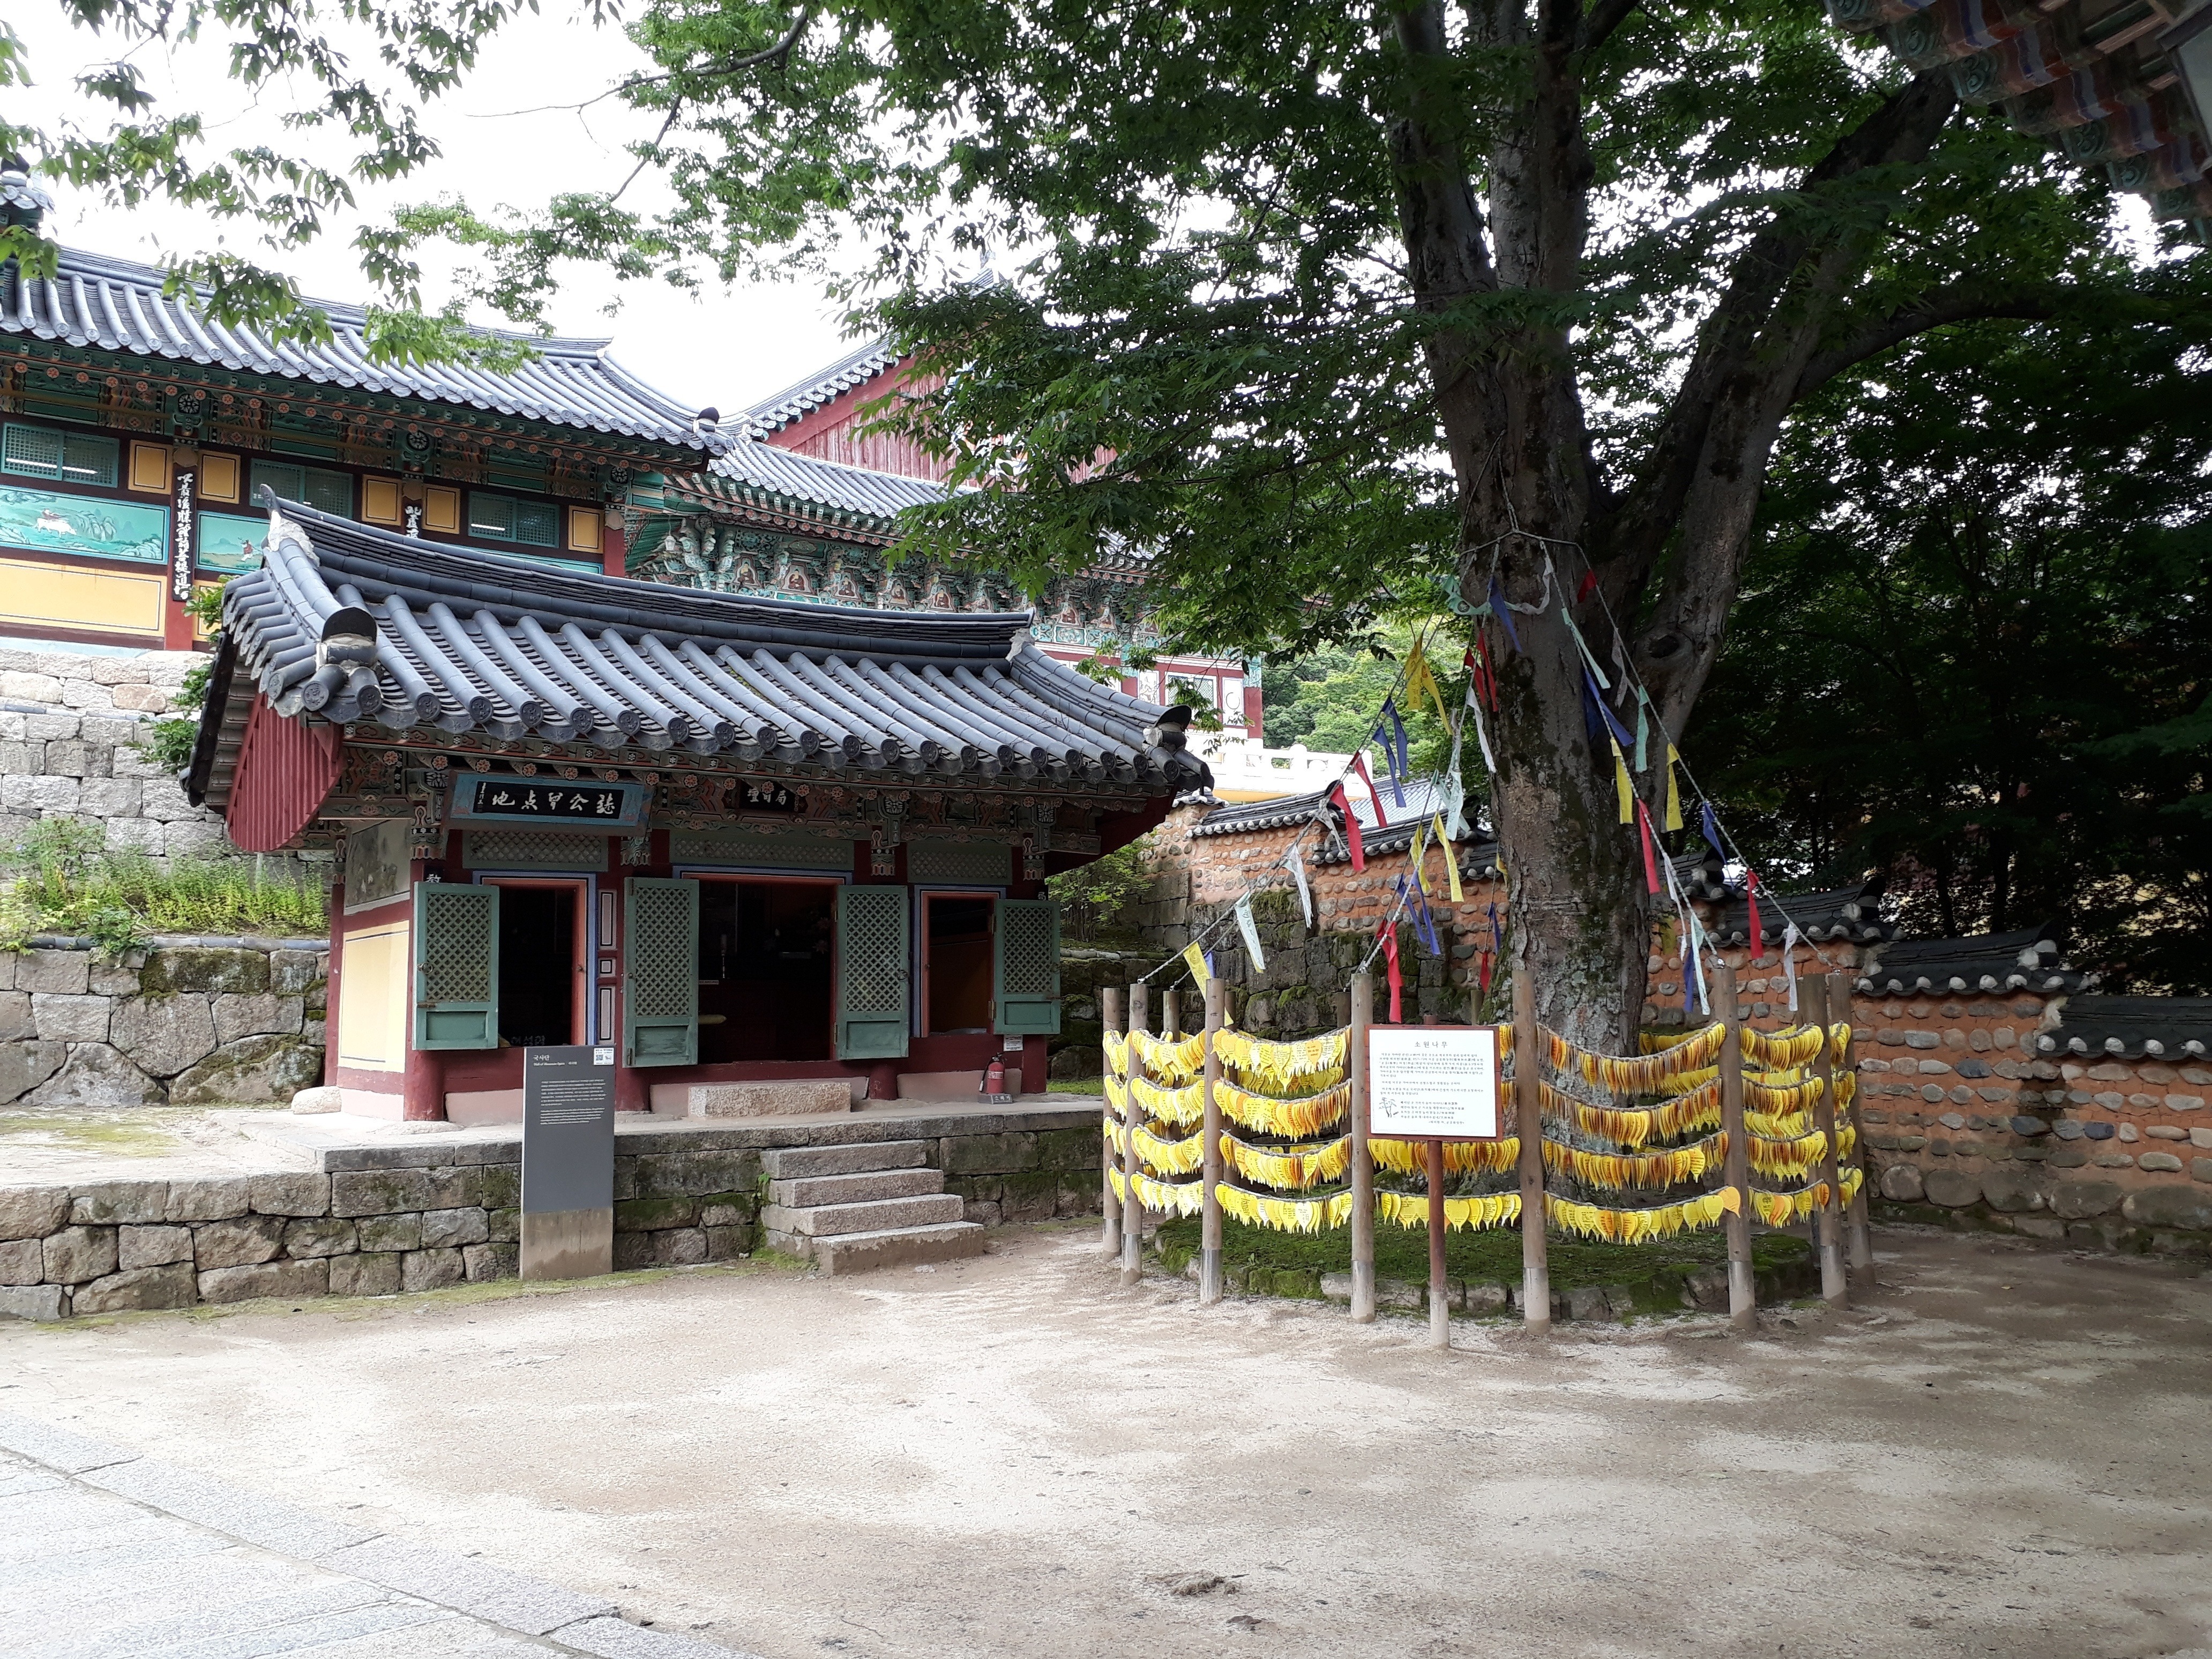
<box><xmin>1716</xmin><ymin>959</ymin><xmax>1755</xmax><ymax>1333</ymax></box>
<box><xmin>1164</xmin><ymin>984</ymin><xmax>1180</xmax><ymax>1039</ymax></box>
<box><xmin>1198</xmin><ymin>974</ymin><xmax>1225</xmax><ymax>1305</ymax></box>
<box><xmin>1101</xmin><ymin>985</ymin><xmax>1124</xmax><ymax>1259</ymax></box>
<box><xmin>1830</xmin><ymin>969</ymin><xmax>1874</xmax><ymax>1274</ymax></box>
<box><xmin>1806</xmin><ymin>976</ymin><xmax>1847</xmax><ymax>1306</ymax></box>
<box><xmin>1122</xmin><ymin>981</ymin><xmax>1148</xmax><ymax>1285</ymax></box>
<box><xmin>1349</xmin><ymin>971</ymin><xmax>1377</xmax><ymax>1322</ymax></box>
<box><xmin>1511</xmin><ymin>969</ymin><xmax>1549</xmax><ymax>1334</ymax></box>
<box><xmin>1426</xmin><ymin>1138</ymin><xmax>1449</xmax><ymax>1349</ymax></box>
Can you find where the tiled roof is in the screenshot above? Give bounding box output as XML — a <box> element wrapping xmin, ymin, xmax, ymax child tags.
<box><xmin>1704</xmin><ymin>881</ymin><xmax>1894</xmax><ymax>948</ymax></box>
<box><xmin>2033</xmin><ymin>996</ymin><xmax>2212</xmax><ymax>1060</ymax></box>
<box><xmin>745</xmin><ymin>337</ymin><xmax>905</xmax><ymax>434</ymax></box>
<box><xmin>1</xmin><ymin>246</ymin><xmax>725</xmax><ymax>452</ymax></box>
<box><xmin>689</xmin><ymin>439</ymin><xmax>950</xmax><ymax>530</ymax></box>
<box><xmin>1193</xmin><ymin>775</ymin><xmax>1461</xmax><ymax>840</ymax></box>
<box><xmin>1824</xmin><ymin>0</ymin><xmax>2211</xmax><ymax>237</ymax></box>
<box><xmin>1855</xmin><ymin>925</ymin><xmax>2093</xmax><ymax>997</ymax></box>
<box><xmin>185</xmin><ymin>498</ymin><xmax>1210</xmax><ymax>811</ymax></box>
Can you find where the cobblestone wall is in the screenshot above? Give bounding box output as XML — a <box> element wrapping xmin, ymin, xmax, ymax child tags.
<box><xmin>0</xmin><ymin>1112</ymin><xmax>1103</xmax><ymax>1319</ymax></box>
<box><xmin>0</xmin><ymin>940</ymin><xmax>326</xmax><ymax>1107</ymax></box>
<box><xmin>0</xmin><ymin>647</ymin><xmax>226</xmax><ymax>857</ymax></box>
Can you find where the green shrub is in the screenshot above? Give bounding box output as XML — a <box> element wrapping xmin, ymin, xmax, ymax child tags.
<box><xmin>0</xmin><ymin>818</ymin><xmax>326</xmax><ymax>956</ymax></box>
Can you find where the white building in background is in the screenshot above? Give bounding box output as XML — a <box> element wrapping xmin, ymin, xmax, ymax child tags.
<box><xmin>1190</xmin><ymin>734</ymin><xmax>1355</xmax><ymax>803</ymax></box>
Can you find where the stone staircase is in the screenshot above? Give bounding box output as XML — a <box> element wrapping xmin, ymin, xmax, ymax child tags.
<box><xmin>759</xmin><ymin>1140</ymin><xmax>987</xmax><ymax>1274</ymax></box>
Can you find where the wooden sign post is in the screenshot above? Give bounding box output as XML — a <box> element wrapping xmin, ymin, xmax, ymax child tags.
<box><xmin>1715</xmin><ymin>960</ymin><xmax>1756</xmax><ymax>1333</ymax></box>
<box><xmin>1511</xmin><ymin>972</ymin><xmax>1549</xmax><ymax>1335</ymax></box>
<box><xmin>1123</xmin><ymin>981</ymin><xmax>1149</xmax><ymax>1287</ymax></box>
<box><xmin>1101</xmin><ymin>985</ymin><xmax>1124</xmax><ymax>1259</ymax></box>
<box><xmin>1806</xmin><ymin>976</ymin><xmax>1848</xmax><ymax>1306</ymax></box>
<box><xmin>1198</xmin><ymin>976</ymin><xmax>1225</xmax><ymax>1305</ymax></box>
<box><xmin>1349</xmin><ymin>973</ymin><xmax>1377</xmax><ymax>1323</ymax></box>
<box><xmin>1830</xmin><ymin>969</ymin><xmax>1874</xmax><ymax>1276</ymax></box>
<box><xmin>1367</xmin><ymin>1021</ymin><xmax>1505</xmax><ymax>1350</ymax></box>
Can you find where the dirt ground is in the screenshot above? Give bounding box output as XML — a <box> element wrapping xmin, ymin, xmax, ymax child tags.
<box><xmin>2</xmin><ymin>1223</ymin><xmax>2208</xmax><ymax>1659</ymax></box>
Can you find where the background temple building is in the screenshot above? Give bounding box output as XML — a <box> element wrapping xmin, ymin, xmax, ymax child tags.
<box><xmin>625</xmin><ymin>340</ymin><xmax>1263</xmax><ymax>739</ymax></box>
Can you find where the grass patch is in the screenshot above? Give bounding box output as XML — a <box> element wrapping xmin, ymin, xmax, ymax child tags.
<box><xmin>1153</xmin><ymin>1215</ymin><xmax>1811</xmax><ymax>1316</ymax></box>
<box><xmin>1048</xmin><ymin>1077</ymin><xmax>1105</xmax><ymax>1095</ymax></box>
<box><xmin>1</xmin><ymin>818</ymin><xmax>325</xmax><ymax>955</ymax></box>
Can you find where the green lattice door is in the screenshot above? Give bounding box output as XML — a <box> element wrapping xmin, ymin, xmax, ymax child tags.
<box><xmin>413</xmin><ymin>883</ymin><xmax>499</xmax><ymax>1049</ymax></box>
<box><xmin>994</xmin><ymin>898</ymin><xmax>1061</xmax><ymax>1035</ymax></box>
<box><xmin>836</xmin><ymin>884</ymin><xmax>910</xmax><ymax>1060</ymax></box>
<box><xmin>624</xmin><ymin>877</ymin><xmax>698</xmax><ymax>1067</ymax></box>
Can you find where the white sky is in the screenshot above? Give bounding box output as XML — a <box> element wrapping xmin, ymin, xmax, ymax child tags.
<box><xmin>9</xmin><ymin>4</ymin><xmax>857</xmax><ymax>417</ymax></box>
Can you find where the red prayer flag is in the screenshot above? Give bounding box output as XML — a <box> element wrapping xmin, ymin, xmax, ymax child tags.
<box><xmin>1746</xmin><ymin>867</ymin><xmax>1765</xmax><ymax>963</ymax></box>
<box><xmin>1381</xmin><ymin>921</ymin><xmax>1403</xmax><ymax>1023</ymax></box>
<box><xmin>1350</xmin><ymin>752</ymin><xmax>1387</xmax><ymax>828</ymax></box>
<box><xmin>1329</xmin><ymin>782</ymin><xmax>1366</xmax><ymax>871</ymax></box>
<box><xmin>1636</xmin><ymin>798</ymin><xmax>1662</xmax><ymax>896</ymax></box>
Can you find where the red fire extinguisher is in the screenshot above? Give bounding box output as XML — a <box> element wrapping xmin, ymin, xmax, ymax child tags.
<box><xmin>981</xmin><ymin>1053</ymin><xmax>1007</xmax><ymax>1097</ymax></box>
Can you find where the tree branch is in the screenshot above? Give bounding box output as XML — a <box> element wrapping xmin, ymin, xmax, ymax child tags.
<box><xmin>1575</xmin><ymin>0</ymin><xmax>1643</xmax><ymax>54</ymax></box>
<box><xmin>1791</xmin><ymin>282</ymin><xmax>2076</xmax><ymax>401</ymax></box>
<box><xmin>1601</xmin><ymin>69</ymin><xmax>1959</xmax><ymax>592</ymax></box>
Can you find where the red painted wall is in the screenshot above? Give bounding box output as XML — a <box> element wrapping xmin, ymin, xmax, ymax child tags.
<box><xmin>225</xmin><ymin>695</ymin><xmax>344</xmax><ymax>852</ymax></box>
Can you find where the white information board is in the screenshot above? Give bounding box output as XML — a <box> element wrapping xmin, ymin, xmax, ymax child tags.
<box><xmin>1367</xmin><ymin>1026</ymin><xmax>1503</xmax><ymax>1140</ymax></box>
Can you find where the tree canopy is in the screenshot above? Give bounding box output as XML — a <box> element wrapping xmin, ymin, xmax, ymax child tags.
<box><xmin>1688</xmin><ymin>297</ymin><xmax>2212</xmax><ymax>994</ymax></box>
<box><xmin>10</xmin><ymin>0</ymin><xmax>2209</xmax><ymax>1033</ymax></box>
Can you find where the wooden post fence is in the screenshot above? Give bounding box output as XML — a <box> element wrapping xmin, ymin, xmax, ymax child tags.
<box><xmin>1511</xmin><ymin>970</ymin><xmax>1549</xmax><ymax>1334</ymax></box>
<box><xmin>1122</xmin><ymin>980</ymin><xmax>1148</xmax><ymax>1287</ymax></box>
<box><xmin>1806</xmin><ymin>975</ymin><xmax>1848</xmax><ymax>1306</ymax></box>
<box><xmin>1198</xmin><ymin>974</ymin><xmax>1225</xmax><ymax>1305</ymax></box>
<box><xmin>1830</xmin><ymin>968</ymin><xmax>1874</xmax><ymax>1275</ymax></box>
<box><xmin>1164</xmin><ymin>985</ymin><xmax>1180</xmax><ymax>1040</ymax></box>
<box><xmin>1716</xmin><ymin>959</ymin><xmax>1755</xmax><ymax>1333</ymax></box>
<box><xmin>1101</xmin><ymin>985</ymin><xmax>1124</xmax><ymax>1260</ymax></box>
<box><xmin>1349</xmin><ymin>972</ymin><xmax>1377</xmax><ymax>1322</ymax></box>
<box><xmin>1425</xmin><ymin>1137</ymin><xmax>1449</xmax><ymax>1349</ymax></box>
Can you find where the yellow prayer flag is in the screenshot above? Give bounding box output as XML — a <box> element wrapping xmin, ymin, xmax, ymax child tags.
<box><xmin>1432</xmin><ymin>814</ymin><xmax>1463</xmax><ymax>901</ymax></box>
<box><xmin>1408</xmin><ymin>818</ymin><xmax>1430</xmax><ymax>894</ymax></box>
<box><xmin>1182</xmin><ymin>942</ymin><xmax>1209</xmax><ymax>987</ymax></box>
<box><xmin>1664</xmin><ymin>743</ymin><xmax>1684</xmax><ymax>832</ymax></box>
<box><xmin>1612</xmin><ymin>738</ymin><xmax>1634</xmax><ymax>825</ymax></box>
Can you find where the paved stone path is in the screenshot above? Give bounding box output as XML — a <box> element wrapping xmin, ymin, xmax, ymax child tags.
<box><xmin>0</xmin><ymin>1415</ymin><xmax>753</xmax><ymax>1658</ymax></box>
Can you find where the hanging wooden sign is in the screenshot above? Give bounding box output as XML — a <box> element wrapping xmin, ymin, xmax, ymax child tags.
<box><xmin>1366</xmin><ymin>1025</ymin><xmax>1503</xmax><ymax>1140</ymax></box>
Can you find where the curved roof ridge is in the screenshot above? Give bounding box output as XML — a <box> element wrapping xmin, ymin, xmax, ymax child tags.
<box><xmin>2</xmin><ymin>245</ymin><xmax>722</xmax><ymax>452</ymax></box>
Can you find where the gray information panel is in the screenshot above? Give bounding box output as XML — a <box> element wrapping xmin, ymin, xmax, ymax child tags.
<box><xmin>521</xmin><ymin>1044</ymin><xmax>617</xmax><ymax>1215</ymax></box>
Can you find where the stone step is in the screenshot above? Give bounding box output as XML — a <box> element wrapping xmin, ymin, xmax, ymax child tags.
<box><xmin>767</xmin><ymin>1168</ymin><xmax>944</xmax><ymax>1209</ymax></box>
<box><xmin>760</xmin><ymin>1193</ymin><xmax>967</xmax><ymax>1237</ymax></box>
<box><xmin>761</xmin><ymin>1140</ymin><xmax>932</xmax><ymax>1180</ymax></box>
<box><xmin>808</xmin><ymin>1221</ymin><xmax>987</xmax><ymax>1276</ymax></box>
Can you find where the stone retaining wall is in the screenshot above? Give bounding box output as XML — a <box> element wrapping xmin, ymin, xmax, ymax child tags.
<box><xmin>0</xmin><ymin>1110</ymin><xmax>1103</xmax><ymax>1319</ymax></box>
<box><xmin>0</xmin><ymin>647</ymin><xmax>223</xmax><ymax>858</ymax></box>
<box><xmin>0</xmin><ymin>940</ymin><xmax>327</xmax><ymax>1107</ymax></box>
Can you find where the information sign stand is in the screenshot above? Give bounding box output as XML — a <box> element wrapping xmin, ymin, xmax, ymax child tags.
<box><xmin>1366</xmin><ymin>1023</ymin><xmax>1505</xmax><ymax>1349</ymax></box>
<box><xmin>520</xmin><ymin>1044</ymin><xmax>617</xmax><ymax>1282</ymax></box>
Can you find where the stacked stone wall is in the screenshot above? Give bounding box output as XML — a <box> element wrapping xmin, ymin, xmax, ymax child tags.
<box><xmin>0</xmin><ymin>647</ymin><xmax>231</xmax><ymax>858</ymax></box>
<box><xmin>0</xmin><ymin>941</ymin><xmax>327</xmax><ymax>1107</ymax></box>
<box><xmin>0</xmin><ymin>1112</ymin><xmax>1103</xmax><ymax>1319</ymax></box>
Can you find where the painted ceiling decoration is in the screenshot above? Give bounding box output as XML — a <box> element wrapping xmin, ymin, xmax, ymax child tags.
<box><xmin>1825</xmin><ymin>0</ymin><xmax>2212</xmax><ymax>238</ymax></box>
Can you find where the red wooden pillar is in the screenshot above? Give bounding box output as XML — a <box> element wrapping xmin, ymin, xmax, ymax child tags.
<box><xmin>601</xmin><ymin>512</ymin><xmax>627</xmax><ymax>580</ymax></box>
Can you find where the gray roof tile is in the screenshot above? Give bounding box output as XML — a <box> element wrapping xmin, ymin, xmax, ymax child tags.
<box><xmin>3</xmin><ymin>246</ymin><xmax>726</xmax><ymax>452</ymax></box>
<box><xmin>745</xmin><ymin>338</ymin><xmax>904</xmax><ymax>434</ymax></box>
<box><xmin>185</xmin><ymin>498</ymin><xmax>1210</xmax><ymax>813</ymax></box>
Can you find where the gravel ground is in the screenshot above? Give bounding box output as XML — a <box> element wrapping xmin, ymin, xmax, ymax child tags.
<box><xmin>2</xmin><ymin>1222</ymin><xmax>2207</xmax><ymax>1659</ymax></box>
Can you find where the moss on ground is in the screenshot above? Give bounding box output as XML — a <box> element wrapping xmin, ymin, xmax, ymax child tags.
<box><xmin>1152</xmin><ymin>1215</ymin><xmax>1811</xmax><ymax>1316</ymax></box>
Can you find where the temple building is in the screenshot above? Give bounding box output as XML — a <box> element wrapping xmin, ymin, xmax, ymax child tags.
<box><xmin>184</xmin><ymin>498</ymin><xmax>1209</xmax><ymax>1119</ymax></box>
<box><xmin>624</xmin><ymin>340</ymin><xmax>1264</xmax><ymax>736</ymax></box>
<box><xmin>0</xmin><ymin>167</ymin><xmax>725</xmax><ymax>651</ymax></box>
